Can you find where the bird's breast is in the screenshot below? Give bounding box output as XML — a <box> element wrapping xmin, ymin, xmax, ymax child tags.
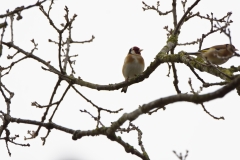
<box><xmin>122</xmin><ymin>54</ymin><xmax>145</xmax><ymax>79</ymax></box>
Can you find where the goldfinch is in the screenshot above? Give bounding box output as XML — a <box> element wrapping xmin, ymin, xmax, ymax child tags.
<box><xmin>121</xmin><ymin>46</ymin><xmax>145</xmax><ymax>93</ymax></box>
<box><xmin>187</xmin><ymin>44</ymin><xmax>238</xmax><ymax>65</ymax></box>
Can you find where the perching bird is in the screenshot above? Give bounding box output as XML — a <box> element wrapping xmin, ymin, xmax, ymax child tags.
<box><xmin>186</xmin><ymin>44</ymin><xmax>238</xmax><ymax>65</ymax></box>
<box><xmin>121</xmin><ymin>46</ymin><xmax>145</xmax><ymax>93</ymax></box>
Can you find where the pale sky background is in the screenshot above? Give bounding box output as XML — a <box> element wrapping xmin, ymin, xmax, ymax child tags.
<box><xmin>1</xmin><ymin>0</ymin><xmax>240</xmax><ymax>160</ymax></box>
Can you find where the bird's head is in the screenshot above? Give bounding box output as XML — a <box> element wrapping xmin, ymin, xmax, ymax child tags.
<box><xmin>228</xmin><ymin>44</ymin><xmax>238</xmax><ymax>52</ymax></box>
<box><xmin>129</xmin><ymin>46</ymin><xmax>143</xmax><ymax>55</ymax></box>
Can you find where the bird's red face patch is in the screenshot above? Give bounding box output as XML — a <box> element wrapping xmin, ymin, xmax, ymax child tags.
<box><xmin>132</xmin><ymin>46</ymin><xmax>141</xmax><ymax>54</ymax></box>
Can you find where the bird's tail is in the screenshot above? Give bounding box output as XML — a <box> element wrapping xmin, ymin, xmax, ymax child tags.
<box><xmin>186</xmin><ymin>52</ymin><xmax>201</xmax><ymax>56</ymax></box>
<box><xmin>121</xmin><ymin>86</ymin><xmax>128</xmax><ymax>93</ymax></box>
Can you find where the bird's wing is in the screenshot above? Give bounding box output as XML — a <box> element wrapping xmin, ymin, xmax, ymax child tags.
<box><xmin>200</xmin><ymin>44</ymin><xmax>227</xmax><ymax>52</ymax></box>
<box><xmin>211</xmin><ymin>44</ymin><xmax>228</xmax><ymax>50</ymax></box>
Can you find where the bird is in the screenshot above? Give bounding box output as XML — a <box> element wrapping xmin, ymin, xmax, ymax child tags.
<box><xmin>186</xmin><ymin>44</ymin><xmax>238</xmax><ymax>65</ymax></box>
<box><xmin>121</xmin><ymin>46</ymin><xmax>145</xmax><ymax>93</ymax></box>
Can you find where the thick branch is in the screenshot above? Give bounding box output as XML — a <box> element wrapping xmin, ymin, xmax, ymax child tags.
<box><xmin>6</xmin><ymin>75</ymin><xmax>240</xmax><ymax>159</ymax></box>
<box><xmin>2</xmin><ymin>42</ymin><xmax>236</xmax><ymax>92</ymax></box>
<box><xmin>109</xmin><ymin>74</ymin><xmax>240</xmax><ymax>132</ymax></box>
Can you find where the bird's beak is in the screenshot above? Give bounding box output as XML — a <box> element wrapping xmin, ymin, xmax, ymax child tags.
<box><xmin>235</xmin><ymin>49</ymin><xmax>238</xmax><ymax>51</ymax></box>
<box><xmin>140</xmin><ymin>49</ymin><xmax>143</xmax><ymax>52</ymax></box>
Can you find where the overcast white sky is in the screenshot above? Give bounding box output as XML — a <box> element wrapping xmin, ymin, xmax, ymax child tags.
<box><xmin>1</xmin><ymin>0</ymin><xmax>240</xmax><ymax>160</ymax></box>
